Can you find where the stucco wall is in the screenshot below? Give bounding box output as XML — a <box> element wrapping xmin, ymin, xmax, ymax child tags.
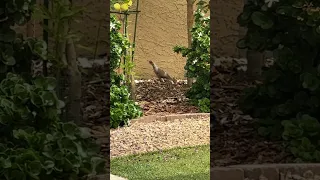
<box><xmin>124</xmin><ymin>0</ymin><xmax>189</xmax><ymax>79</ymax></box>
<box><xmin>16</xmin><ymin>0</ymin><xmax>244</xmax><ymax>79</ymax></box>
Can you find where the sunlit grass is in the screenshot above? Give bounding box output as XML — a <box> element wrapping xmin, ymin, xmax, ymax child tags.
<box><xmin>111</xmin><ymin>145</ymin><xmax>210</xmax><ymax>180</ymax></box>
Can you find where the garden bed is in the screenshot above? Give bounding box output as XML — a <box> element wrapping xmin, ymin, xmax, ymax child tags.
<box><xmin>135</xmin><ymin>79</ymin><xmax>200</xmax><ymax>116</ymax></box>
<box><xmin>212</xmin><ymin>58</ymin><xmax>295</xmax><ymax>167</ymax></box>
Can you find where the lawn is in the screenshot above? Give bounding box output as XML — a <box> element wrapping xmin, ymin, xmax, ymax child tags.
<box><xmin>111</xmin><ymin>145</ymin><xmax>210</xmax><ymax>180</ymax></box>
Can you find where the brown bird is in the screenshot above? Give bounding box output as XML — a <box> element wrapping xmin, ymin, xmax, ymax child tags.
<box><xmin>149</xmin><ymin>60</ymin><xmax>177</xmax><ymax>83</ymax></box>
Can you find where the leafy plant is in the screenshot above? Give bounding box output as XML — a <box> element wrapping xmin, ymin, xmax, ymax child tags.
<box><xmin>0</xmin><ymin>0</ymin><xmax>47</xmax><ymax>80</ymax></box>
<box><xmin>0</xmin><ymin>73</ymin><xmax>63</xmax><ymax>132</ymax></box>
<box><xmin>0</xmin><ymin>73</ymin><xmax>106</xmax><ymax>179</ymax></box>
<box><xmin>173</xmin><ymin>3</ymin><xmax>210</xmax><ymax>111</ymax></box>
<box><xmin>237</xmin><ymin>0</ymin><xmax>320</xmax><ymax>162</ymax></box>
<box><xmin>110</xmin><ymin>85</ymin><xmax>142</xmax><ymax>128</ymax></box>
<box><xmin>110</xmin><ymin>15</ymin><xmax>142</xmax><ymax>128</ymax></box>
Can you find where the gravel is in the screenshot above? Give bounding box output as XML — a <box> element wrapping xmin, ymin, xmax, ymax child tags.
<box><xmin>110</xmin><ymin>117</ymin><xmax>210</xmax><ymax>158</ymax></box>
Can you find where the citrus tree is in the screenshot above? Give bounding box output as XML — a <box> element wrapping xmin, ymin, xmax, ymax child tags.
<box><xmin>110</xmin><ymin>6</ymin><xmax>142</xmax><ymax>128</ymax></box>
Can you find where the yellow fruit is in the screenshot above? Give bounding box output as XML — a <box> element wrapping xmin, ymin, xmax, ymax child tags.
<box><xmin>121</xmin><ymin>3</ymin><xmax>129</xmax><ymax>11</ymax></box>
<box><xmin>114</xmin><ymin>3</ymin><xmax>121</xmax><ymax>10</ymax></box>
<box><xmin>128</xmin><ymin>0</ymin><xmax>133</xmax><ymax>6</ymax></box>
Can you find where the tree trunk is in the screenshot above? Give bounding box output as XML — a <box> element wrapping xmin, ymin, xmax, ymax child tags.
<box><xmin>56</xmin><ymin>20</ymin><xmax>68</xmax><ymax>121</ymax></box>
<box><xmin>26</xmin><ymin>20</ymin><xmax>35</xmax><ymax>37</ymax></box>
<box><xmin>128</xmin><ymin>74</ymin><xmax>136</xmax><ymax>101</ymax></box>
<box><xmin>186</xmin><ymin>0</ymin><xmax>194</xmax><ymax>86</ymax></box>
<box><xmin>246</xmin><ymin>49</ymin><xmax>265</xmax><ymax>79</ymax></box>
<box><xmin>66</xmin><ymin>38</ymin><xmax>82</xmax><ymax>125</ymax></box>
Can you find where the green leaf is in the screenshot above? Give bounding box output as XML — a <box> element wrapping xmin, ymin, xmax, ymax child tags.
<box><xmin>45</xmin><ymin>77</ymin><xmax>56</xmax><ymax>91</ymax></box>
<box><xmin>90</xmin><ymin>157</ymin><xmax>106</xmax><ymax>174</ymax></box>
<box><xmin>0</xmin><ymin>157</ymin><xmax>11</xmax><ymax>168</ymax></box>
<box><xmin>27</xmin><ymin>160</ymin><xmax>42</xmax><ymax>178</ymax></box>
<box><xmin>236</xmin><ymin>39</ymin><xmax>247</xmax><ymax>49</ymax></box>
<box><xmin>31</xmin><ymin>92</ymin><xmax>43</xmax><ymax>106</ymax></box>
<box><xmin>58</xmin><ymin>137</ymin><xmax>77</xmax><ymax>153</ymax></box>
<box><xmin>79</xmin><ymin>127</ymin><xmax>91</xmax><ymax>139</ymax></box>
<box><xmin>43</xmin><ymin>160</ymin><xmax>55</xmax><ymax>174</ymax></box>
<box><xmin>251</xmin><ymin>11</ymin><xmax>274</xmax><ymax>29</ymax></box>
<box><xmin>40</xmin><ymin>91</ymin><xmax>56</xmax><ymax>106</ymax></box>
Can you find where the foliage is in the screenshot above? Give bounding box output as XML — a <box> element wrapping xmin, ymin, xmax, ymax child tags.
<box><xmin>173</xmin><ymin>3</ymin><xmax>210</xmax><ymax>112</ymax></box>
<box><xmin>33</xmin><ymin>0</ymin><xmax>86</xmax><ymax>69</ymax></box>
<box><xmin>110</xmin><ymin>15</ymin><xmax>142</xmax><ymax>128</ymax></box>
<box><xmin>0</xmin><ymin>73</ymin><xmax>106</xmax><ymax>179</ymax></box>
<box><xmin>0</xmin><ymin>73</ymin><xmax>63</xmax><ymax>132</ymax></box>
<box><xmin>1</xmin><ymin>1</ymin><xmax>106</xmax><ymax>178</ymax></box>
<box><xmin>237</xmin><ymin>0</ymin><xmax>320</xmax><ymax>162</ymax></box>
<box><xmin>0</xmin><ymin>0</ymin><xmax>47</xmax><ymax>80</ymax></box>
<box><xmin>110</xmin><ymin>85</ymin><xmax>142</xmax><ymax>128</ymax></box>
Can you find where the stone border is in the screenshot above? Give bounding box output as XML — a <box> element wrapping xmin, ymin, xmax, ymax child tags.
<box><xmin>211</xmin><ymin>164</ymin><xmax>320</xmax><ymax>180</ymax></box>
<box><xmin>130</xmin><ymin>113</ymin><xmax>210</xmax><ymax>125</ymax></box>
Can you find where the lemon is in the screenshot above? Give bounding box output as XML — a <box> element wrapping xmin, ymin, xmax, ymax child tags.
<box><xmin>114</xmin><ymin>3</ymin><xmax>121</xmax><ymax>10</ymax></box>
<box><xmin>128</xmin><ymin>0</ymin><xmax>133</xmax><ymax>6</ymax></box>
<box><xmin>121</xmin><ymin>3</ymin><xmax>129</xmax><ymax>11</ymax></box>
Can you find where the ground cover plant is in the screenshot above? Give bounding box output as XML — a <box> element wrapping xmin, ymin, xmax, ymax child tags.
<box><xmin>0</xmin><ymin>0</ymin><xmax>106</xmax><ymax>179</ymax></box>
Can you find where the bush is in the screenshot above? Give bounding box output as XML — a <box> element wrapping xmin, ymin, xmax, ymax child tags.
<box><xmin>237</xmin><ymin>0</ymin><xmax>320</xmax><ymax>162</ymax></box>
<box><xmin>0</xmin><ymin>0</ymin><xmax>47</xmax><ymax>80</ymax></box>
<box><xmin>110</xmin><ymin>15</ymin><xmax>142</xmax><ymax>127</ymax></box>
<box><xmin>0</xmin><ymin>73</ymin><xmax>106</xmax><ymax>179</ymax></box>
<box><xmin>173</xmin><ymin>3</ymin><xmax>210</xmax><ymax>112</ymax></box>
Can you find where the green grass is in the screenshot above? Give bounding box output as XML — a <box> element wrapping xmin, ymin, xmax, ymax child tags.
<box><xmin>111</xmin><ymin>145</ymin><xmax>210</xmax><ymax>180</ymax></box>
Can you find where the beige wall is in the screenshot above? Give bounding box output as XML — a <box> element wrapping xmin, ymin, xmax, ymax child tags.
<box><xmin>124</xmin><ymin>0</ymin><xmax>189</xmax><ymax>79</ymax></box>
<box><xmin>16</xmin><ymin>0</ymin><xmax>244</xmax><ymax>79</ymax></box>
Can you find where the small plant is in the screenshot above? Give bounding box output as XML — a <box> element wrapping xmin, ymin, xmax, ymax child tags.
<box><xmin>110</xmin><ymin>85</ymin><xmax>142</xmax><ymax>128</ymax></box>
<box><xmin>174</xmin><ymin>3</ymin><xmax>210</xmax><ymax>112</ymax></box>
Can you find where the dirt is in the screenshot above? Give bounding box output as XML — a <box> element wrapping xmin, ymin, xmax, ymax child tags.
<box><xmin>135</xmin><ymin>79</ymin><xmax>200</xmax><ymax>116</ymax></box>
<box><xmin>211</xmin><ymin>59</ymin><xmax>295</xmax><ymax>167</ymax></box>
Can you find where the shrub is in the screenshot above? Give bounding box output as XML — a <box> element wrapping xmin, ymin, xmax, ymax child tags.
<box><xmin>0</xmin><ymin>0</ymin><xmax>47</xmax><ymax>80</ymax></box>
<box><xmin>237</xmin><ymin>0</ymin><xmax>320</xmax><ymax>162</ymax></box>
<box><xmin>0</xmin><ymin>73</ymin><xmax>106</xmax><ymax>179</ymax></box>
<box><xmin>173</xmin><ymin>3</ymin><xmax>210</xmax><ymax>112</ymax></box>
<box><xmin>110</xmin><ymin>15</ymin><xmax>142</xmax><ymax>127</ymax></box>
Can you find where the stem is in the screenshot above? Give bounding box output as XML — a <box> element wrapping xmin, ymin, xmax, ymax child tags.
<box><xmin>94</xmin><ymin>19</ymin><xmax>102</xmax><ymax>59</ymax></box>
<box><xmin>131</xmin><ymin>0</ymin><xmax>140</xmax><ymax>63</ymax></box>
<box><xmin>43</xmin><ymin>0</ymin><xmax>49</xmax><ymax>76</ymax></box>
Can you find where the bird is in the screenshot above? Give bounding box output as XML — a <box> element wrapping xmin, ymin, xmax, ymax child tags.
<box><xmin>149</xmin><ymin>60</ymin><xmax>177</xmax><ymax>83</ymax></box>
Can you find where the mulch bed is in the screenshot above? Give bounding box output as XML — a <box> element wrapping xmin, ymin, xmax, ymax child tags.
<box><xmin>211</xmin><ymin>60</ymin><xmax>295</xmax><ymax>167</ymax></box>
